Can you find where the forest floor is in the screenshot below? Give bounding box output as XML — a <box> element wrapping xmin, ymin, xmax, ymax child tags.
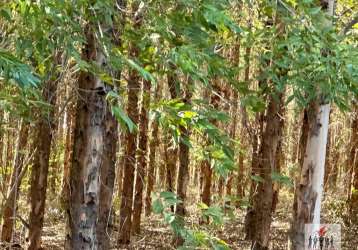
<box><xmin>7</xmin><ymin>188</ymin><xmax>358</xmax><ymax>250</ymax></box>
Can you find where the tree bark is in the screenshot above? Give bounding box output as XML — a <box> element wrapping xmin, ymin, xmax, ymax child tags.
<box><xmin>290</xmin><ymin>101</ymin><xmax>331</xmax><ymax>250</ymax></box>
<box><xmin>164</xmin><ymin>71</ymin><xmax>179</xmax><ymax>212</ymax></box>
<box><xmin>1</xmin><ymin>121</ymin><xmax>29</xmax><ymax>243</ymax></box>
<box><xmin>117</xmin><ymin>49</ymin><xmax>140</xmax><ymax>245</ymax></box>
<box><xmin>290</xmin><ymin>1</ymin><xmax>334</xmax><ymax>248</ymax></box>
<box><xmin>61</xmin><ymin>82</ymin><xmax>77</xmax><ymax>212</ymax></box>
<box><xmin>348</xmin><ymin>103</ymin><xmax>358</xmax><ymax>223</ymax></box>
<box><xmin>97</xmin><ymin>97</ymin><xmax>118</xmax><ymax>250</ymax></box>
<box><xmin>28</xmin><ymin>57</ymin><xmax>59</xmax><ymax>250</ymax></box>
<box><xmin>248</xmin><ymin>91</ymin><xmax>285</xmax><ymax>249</ymax></box>
<box><xmin>175</xmin><ymin>82</ymin><xmax>192</xmax><ymax>246</ymax></box>
<box><xmin>200</xmin><ymin>81</ymin><xmax>221</xmax><ymax>210</ymax></box>
<box><xmin>66</xmin><ymin>25</ymin><xmax>115</xmax><ymax>249</ymax></box>
<box><xmin>132</xmin><ymin>79</ymin><xmax>151</xmax><ymax>234</ymax></box>
<box><xmin>145</xmin><ymin>83</ymin><xmax>162</xmax><ymax>216</ymax></box>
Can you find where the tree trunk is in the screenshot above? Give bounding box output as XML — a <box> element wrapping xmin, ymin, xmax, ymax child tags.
<box><xmin>200</xmin><ymin>81</ymin><xmax>221</xmax><ymax>209</ymax></box>
<box><xmin>348</xmin><ymin>103</ymin><xmax>358</xmax><ymax>223</ymax></box>
<box><xmin>201</xmin><ymin>159</ymin><xmax>212</xmax><ymax>207</ymax></box>
<box><xmin>66</xmin><ymin>25</ymin><xmax>114</xmax><ymax>249</ymax></box>
<box><xmin>290</xmin><ymin>101</ymin><xmax>331</xmax><ymax>250</ymax></box>
<box><xmin>117</xmin><ymin>49</ymin><xmax>140</xmax><ymax>245</ymax></box>
<box><xmin>145</xmin><ymin>83</ymin><xmax>162</xmax><ymax>216</ymax></box>
<box><xmin>175</xmin><ymin>82</ymin><xmax>192</xmax><ymax>246</ymax></box>
<box><xmin>324</xmin><ymin>110</ymin><xmax>332</xmax><ymax>190</ymax></box>
<box><xmin>164</xmin><ymin>71</ymin><xmax>179</xmax><ymax>211</ymax></box>
<box><xmin>97</xmin><ymin>98</ymin><xmax>118</xmax><ymax>250</ymax></box>
<box><xmin>248</xmin><ymin>91</ymin><xmax>285</xmax><ymax>249</ymax></box>
<box><xmin>1</xmin><ymin>121</ymin><xmax>29</xmax><ymax>243</ymax></box>
<box><xmin>290</xmin><ymin>1</ymin><xmax>334</xmax><ymax>248</ymax></box>
<box><xmin>61</xmin><ymin>82</ymin><xmax>77</xmax><ymax>211</ymax></box>
<box><xmin>132</xmin><ymin>79</ymin><xmax>151</xmax><ymax>234</ymax></box>
<box><xmin>28</xmin><ymin>58</ymin><xmax>59</xmax><ymax>250</ymax></box>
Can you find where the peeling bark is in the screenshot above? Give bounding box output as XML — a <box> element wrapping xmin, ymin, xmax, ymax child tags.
<box><xmin>290</xmin><ymin>101</ymin><xmax>330</xmax><ymax>250</ymax></box>
<box><xmin>66</xmin><ymin>26</ymin><xmax>114</xmax><ymax>249</ymax></box>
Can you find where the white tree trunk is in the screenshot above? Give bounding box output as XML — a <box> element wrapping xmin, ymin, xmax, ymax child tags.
<box><xmin>311</xmin><ymin>103</ymin><xmax>330</xmax><ymax>225</ymax></box>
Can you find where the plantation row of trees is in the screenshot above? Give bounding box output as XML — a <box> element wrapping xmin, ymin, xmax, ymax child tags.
<box><xmin>0</xmin><ymin>0</ymin><xmax>357</xmax><ymax>249</ymax></box>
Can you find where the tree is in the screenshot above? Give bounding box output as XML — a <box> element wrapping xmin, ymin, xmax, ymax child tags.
<box><xmin>66</xmin><ymin>21</ymin><xmax>118</xmax><ymax>248</ymax></box>
<box><xmin>132</xmin><ymin>79</ymin><xmax>151</xmax><ymax>234</ymax></box>
<box><xmin>28</xmin><ymin>53</ymin><xmax>60</xmax><ymax>250</ymax></box>
<box><xmin>290</xmin><ymin>1</ymin><xmax>335</xmax><ymax>249</ymax></box>
<box><xmin>348</xmin><ymin>103</ymin><xmax>358</xmax><ymax>223</ymax></box>
<box><xmin>1</xmin><ymin>120</ymin><xmax>29</xmax><ymax>243</ymax></box>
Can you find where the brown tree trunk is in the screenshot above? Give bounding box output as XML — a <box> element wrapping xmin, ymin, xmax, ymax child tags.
<box><xmin>132</xmin><ymin>79</ymin><xmax>151</xmax><ymax>234</ymax></box>
<box><xmin>66</xmin><ymin>25</ymin><xmax>115</xmax><ymax>249</ymax></box>
<box><xmin>236</xmin><ymin>42</ymin><xmax>251</xmax><ymax>207</ymax></box>
<box><xmin>164</xmin><ymin>71</ymin><xmax>179</xmax><ymax>211</ymax></box>
<box><xmin>28</xmin><ymin>57</ymin><xmax>59</xmax><ymax>250</ymax></box>
<box><xmin>117</xmin><ymin>49</ymin><xmax>140</xmax><ymax>245</ymax></box>
<box><xmin>200</xmin><ymin>81</ymin><xmax>221</xmax><ymax>209</ymax></box>
<box><xmin>248</xmin><ymin>91</ymin><xmax>285</xmax><ymax>249</ymax></box>
<box><xmin>145</xmin><ymin>83</ymin><xmax>162</xmax><ymax>216</ymax></box>
<box><xmin>97</xmin><ymin>98</ymin><xmax>118</xmax><ymax>250</ymax></box>
<box><xmin>348</xmin><ymin>103</ymin><xmax>358</xmax><ymax>223</ymax></box>
<box><xmin>201</xmin><ymin>159</ymin><xmax>212</xmax><ymax>207</ymax></box>
<box><xmin>1</xmin><ymin>121</ymin><xmax>29</xmax><ymax>243</ymax></box>
<box><xmin>174</xmin><ymin>82</ymin><xmax>192</xmax><ymax>246</ymax></box>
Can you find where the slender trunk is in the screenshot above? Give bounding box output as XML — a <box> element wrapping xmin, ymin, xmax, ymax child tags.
<box><xmin>200</xmin><ymin>82</ymin><xmax>221</xmax><ymax>209</ymax></box>
<box><xmin>272</xmin><ymin>134</ymin><xmax>283</xmax><ymax>213</ymax></box>
<box><xmin>348</xmin><ymin>104</ymin><xmax>358</xmax><ymax>223</ymax></box>
<box><xmin>201</xmin><ymin>159</ymin><xmax>212</xmax><ymax>207</ymax></box>
<box><xmin>50</xmin><ymin>82</ymin><xmax>66</xmax><ymax>194</ymax></box>
<box><xmin>324</xmin><ymin>110</ymin><xmax>332</xmax><ymax>190</ymax></box>
<box><xmin>236</xmin><ymin>43</ymin><xmax>251</xmax><ymax>207</ymax></box>
<box><xmin>28</xmin><ymin>56</ymin><xmax>59</xmax><ymax>250</ymax></box>
<box><xmin>226</xmin><ymin>93</ymin><xmax>238</xmax><ymax>206</ymax></box>
<box><xmin>249</xmin><ymin>91</ymin><xmax>285</xmax><ymax>249</ymax></box>
<box><xmin>117</xmin><ymin>49</ymin><xmax>140</xmax><ymax>245</ymax></box>
<box><xmin>132</xmin><ymin>80</ymin><xmax>151</xmax><ymax>234</ymax></box>
<box><xmin>1</xmin><ymin>121</ymin><xmax>29</xmax><ymax>243</ymax></box>
<box><xmin>61</xmin><ymin>83</ymin><xmax>77</xmax><ymax>211</ymax></box>
<box><xmin>175</xmin><ymin>82</ymin><xmax>192</xmax><ymax>246</ymax></box>
<box><xmin>145</xmin><ymin>83</ymin><xmax>162</xmax><ymax>216</ymax></box>
<box><xmin>164</xmin><ymin>72</ymin><xmax>179</xmax><ymax>211</ymax></box>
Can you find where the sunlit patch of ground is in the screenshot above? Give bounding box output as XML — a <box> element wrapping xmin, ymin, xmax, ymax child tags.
<box><xmin>3</xmin><ymin>187</ymin><xmax>358</xmax><ymax>249</ymax></box>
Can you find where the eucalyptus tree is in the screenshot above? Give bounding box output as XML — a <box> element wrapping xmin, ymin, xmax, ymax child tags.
<box><xmin>0</xmin><ymin>1</ymin><xmax>74</xmax><ymax>248</ymax></box>
<box><xmin>0</xmin><ymin>50</ymin><xmax>39</xmax><ymax>244</ymax></box>
<box><xmin>289</xmin><ymin>0</ymin><xmax>357</xmax><ymax>248</ymax></box>
<box><xmin>244</xmin><ymin>3</ymin><xmax>288</xmax><ymax>248</ymax></box>
<box><xmin>65</xmin><ymin>1</ymin><xmax>124</xmax><ymax>249</ymax></box>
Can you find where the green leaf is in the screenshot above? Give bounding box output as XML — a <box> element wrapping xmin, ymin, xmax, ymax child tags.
<box><xmin>152</xmin><ymin>199</ymin><xmax>164</xmax><ymax>214</ymax></box>
<box><xmin>250</xmin><ymin>175</ymin><xmax>265</xmax><ymax>183</ymax></box>
<box><xmin>0</xmin><ymin>9</ymin><xmax>11</xmax><ymax>21</ymax></box>
<box><xmin>271</xmin><ymin>172</ymin><xmax>293</xmax><ymax>187</ymax></box>
<box><xmin>111</xmin><ymin>105</ymin><xmax>136</xmax><ymax>133</ymax></box>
